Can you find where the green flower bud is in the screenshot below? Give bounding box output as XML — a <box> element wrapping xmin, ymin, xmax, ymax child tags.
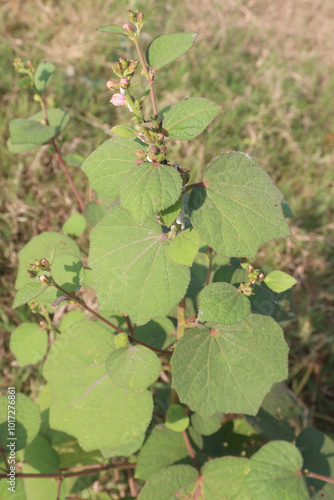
<box><xmin>114</xmin><ymin>332</ymin><xmax>130</xmax><ymax>349</ymax></box>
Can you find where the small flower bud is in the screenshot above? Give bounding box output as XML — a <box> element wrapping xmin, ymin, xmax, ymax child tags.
<box><xmin>136</xmin><ymin>12</ymin><xmax>143</xmax><ymax>23</ymax></box>
<box><xmin>114</xmin><ymin>332</ymin><xmax>130</xmax><ymax>349</ymax></box>
<box><xmin>128</xmin><ymin>10</ymin><xmax>137</xmax><ymax>23</ymax></box>
<box><xmin>39</xmin><ymin>321</ymin><xmax>47</xmax><ymax>329</ymax></box>
<box><xmin>40</xmin><ymin>258</ymin><xmax>49</xmax><ymax>268</ymax></box>
<box><xmin>123</xmin><ymin>23</ymin><xmax>135</xmax><ymax>34</ymax></box>
<box><xmin>134</xmin><ymin>149</ymin><xmax>146</xmax><ymax>159</ymax></box>
<box><xmin>247</xmin><ymin>265</ymin><xmax>254</xmax><ymax>274</ymax></box>
<box><xmin>106</xmin><ymin>79</ymin><xmax>119</xmax><ymax>91</ymax></box>
<box><xmin>120</xmin><ymin>77</ymin><xmax>130</xmax><ymax>89</ymax></box>
<box><xmin>127</xmin><ymin>59</ymin><xmax>139</xmax><ymax>73</ymax></box>
<box><xmin>112</xmin><ymin>61</ymin><xmax>123</xmax><ymax>77</ymax></box>
<box><xmin>39</xmin><ymin>274</ymin><xmax>50</xmax><ymax>284</ymax></box>
<box><xmin>241</xmin><ymin>285</ymin><xmax>253</xmax><ymax>297</ymax></box>
<box><xmin>119</xmin><ymin>56</ymin><xmax>128</xmax><ymax>69</ymax></box>
<box><xmin>110</xmin><ymin>93</ymin><xmax>127</xmax><ymax>106</ymax></box>
<box><xmin>258</xmin><ymin>273</ymin><xmax>264</xmax><ymax>281</ymax></box>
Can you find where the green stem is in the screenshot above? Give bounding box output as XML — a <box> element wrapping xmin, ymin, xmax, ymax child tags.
<box><xmin>177</xmin><ymin>296</ymin><xmax>186</xmax><ymax>340</ymax></box>
<box><xmin>133</xmin><ymin>39</ymin><xmax>157</xmax><ymax>116</ymax></box>
<box><xmin>52</xmin><ymin>282</ymin><xmax>171</xmax><ymax>356</ymax></box>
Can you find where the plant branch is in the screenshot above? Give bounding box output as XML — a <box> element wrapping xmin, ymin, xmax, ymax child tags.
<box><xmin>182</xmin><ymin>430</ymin><xmax>200</xmax><ymax>472</ymax></box>
<box><xmin>0</xmin><ymin>462</ymin><xmax>136</xmax><ymax>480</ymax></box>
<box><xmin>134</xmin><ymin>39</ymin><xmax>157</xmax><ymax>116</ymax></box>
<box><xmin>0</xmin><ymin>448</ymin><xmax>9</xmax><ymax>472</ymax></box>
<box><xmin>304</xmin><ymin>470</ymin><xmax>334</xmax><ymax>484</ymax></box>
<box><xmin>123</xmin><ymin>313</ymin><xmax>134</xmax><ymax>336</ymax></box>
<box><xmin>177</xmin><ymin>296</ymin><xmax>186</xmax><ymax>340</ymax></box>
<box><xmin>38</xmin><ymin>95</ymin><xmax>86</xmax><ymax>212</ymax></box>
<box><xmin>52</xmin><ymin>282</ymin><xmax>172</xmax><ymax>356</ymax></box>
<box><xmin>50</xmin><ymin>139</ymin><xmax>86</xmax><ymax>212</ymax></box>
<box><xmin>182</xmin><ymin>181</ymin><xmax>207</xmax><ymax>194</ymax></box>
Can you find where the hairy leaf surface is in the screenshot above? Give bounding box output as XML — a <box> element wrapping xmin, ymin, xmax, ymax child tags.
<box><xmin>146</xmin><ymin>33</ymin><xmax>198</xmax><ymax>70</ymax></box>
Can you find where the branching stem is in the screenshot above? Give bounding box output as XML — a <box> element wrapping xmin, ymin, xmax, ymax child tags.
<box><xmin>52</xmin><ymin>282</ymin><xmax>172</xmax><ymax>356</ymax></box>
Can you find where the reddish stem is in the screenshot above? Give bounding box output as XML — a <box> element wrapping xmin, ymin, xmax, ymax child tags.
<box><xmin>127</xmin><ymin>469</ymin><xmax>137</xmax><ymax>497</ymax></box>
<box><xmin>182</xmin><ymin>430</ymin><xmax>200</xmax><ymax>472</ymax></box>
<box><xmin>306</xmin><ymin>471</ymin><xmax>334</xmax><ymax>484</ymax></box>
<box><xmin>123</xmin><ymin>313</ymin><xmax>134</xmax><ymax>336</ymax></box>
<box><xmin>134</xmin><ymin>40</ymin><xmax>157</xmax><ymax>116</ymax></box>
<box><xmin>53</xmin><ymin>282</ymin><xmax>172</xmax><ymax>356</ymax></box>
<box><xmin>0</xmin><ymin>461</ymin><xmax>135</xmax><ymax>479</ymax></box>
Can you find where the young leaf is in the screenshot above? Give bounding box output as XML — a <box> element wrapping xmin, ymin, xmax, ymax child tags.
<box><xmin>33</xmin><ymin>62</ymin><xmax>55</xmax><ymax>92</ymax></box>
<box><xmin>62</xmin><ymin>153</ymin><xmax>84</xmax><ymax>166</ymax></box>
<box><xmin>106</xmin><ymin>344</ymin><xmax>161</xmax><ymax>391</ymax></box>
<box><xmin>168</xmin><ymin>228</ymin><xmax>200</xmax><ymax>266</ymax></box>
<box><xmin>96</xmin><ymin>25</ymin><xmax>128</xmax><ymax>35</ymax></box>
<box><xmin>7</xmin><ymin>137</ymin><xmax>39</xmax><ymax>153</ymax></box>
<box><xmin>163</xmin><ymin>97</ymin><xmax>221</xmax><ymax>140</ymax></box>
<box><xmin>9</xmin><ymin>118</ymin><xmax>56</xmax><ymax>145</ymax></box>
<box><xmin>43</xmin><ymin>320</ymin><xmax>154</xmax><ymax>451</ymax></box>
<box><xmin>111</xmin><ymin>124</ymin><xmax>137</xmax><ymax>137</ymax></box>
<box><xmin>189</xmin><ymin>152</ymin><xmax>291</xmax><ymax>258</ymax></box>
<box><xmin>62</xmin><ymin>213</ymin><xmax>87</xmax><ymax>237</ymax></box>
<box><xmin>264</xmin><ymin>270</ymin><xmax>297</xmax><ymax>293</ymax></box>
<box><xmin>296</xmin><ymin>428</ymin><xmax>334</xmax><ymax>499</ymax></box>
<box><xmin>165</xmin><ymin>405</ymin><xmax>190</xmax><ymax>432</ymax></box>
<box><xmin>89</xmin><ymin>206</ymin><xmax>190</xmax><ymax>325</ymax></box>
<box><xmin>15</xmin><ymin>231</ymin><xmax>80</xmax><ymax>290</ymax></box>
<box><xmin>81</xmin><ymin>137</ymin><xmax>146</xmax><ymax>199</ymax></box>
<box><xmin>172</xmin><ymin>315</ymin><xmax>289</xmax><ymax>416</ymax></box>
<box><xmin>146</xmin><ymin>33</ymin><xmax>198</xmax><ymax>70</ymax></box>
<box><xmin>13</xmin><ymin>282</ymin><xmax>49</xmax><ymax>308</ymax></box>
<box><xmin>160</xmin><ymin>198</ymin><xmax>182</xmax><ymax>227</ymax></box>
<box><xmin>198</xmin><ymin>282</ymin><xmax>251</xmax><ymax>325</ymax></box>
<box><xmin>10</xmin><ymin>323</ymin><xmax>48</xmax><ymax>366</ymax></box>
<box><xmin>120</xmin><ymin>163</ymin><xmax>182</xmax><ymax>226</ymax></box>
<box><xmin>0</xmin><ymin>393</ymin><xmax>40</xmax><ymax>451</ymax></box>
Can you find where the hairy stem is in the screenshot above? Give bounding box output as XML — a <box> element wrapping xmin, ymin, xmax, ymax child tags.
<box><xmin>0</xmin><ymin>462</ymin><xmax>136</xmax><ymax>480</ymax></box>
<box><xmin>38</xmin><ymin>95</ymin><xmax>86</xmax><ymax>212</ymax></box>
<box><xmin>52</xmin><ymin>282</ymin><xmax>171</xmax><ymax>356</ymax></box>
<box><xmin>182</xmin><ymin>430</ymin><xmax>200</xmax><ymax>472</ymax></box>
<box><xmin>134</xmin><ymin>39</ymin><xmax>157</xmax><ymax>116</ymax></box>
<box><xmin>177</xmin><ymin>296</ymin><xmax>186</xmax><ymax>340</ymax></box>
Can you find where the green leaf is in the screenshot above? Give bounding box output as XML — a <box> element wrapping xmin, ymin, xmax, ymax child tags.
<box><xmin>121</xmin><ymin>163</ymin><xmax>182</xmax><ymax>226</ymax></box>
<box><xmin>96</xmin><ymin>25</ymin><xmax>128</xmax><ymax>35</ymax></box>
<box><xmin>62</xmin><ymin>153</ymin><xmax>85</xmax><ymax>166</ymax></box>
<box><xmin>15</xmin><ymin>231</ymin><xmax>80</xmax><ymax>290</ymax></box>
<box><xmin>9</xmin><ymin>118</ymin><xmax>56</xmax><ymax>145</ymax></box>
<box><xmin>168</xmin><ymin>228</ymin><xmax>200</xmax><ymax>266</ymax></box>
<box><xmin>165</xmin><ymin>405</ymin><xmax>189</xmax><ymax>432</ymax></box>
<box><xmin>198</xmin><ymin>282</ymin><xmax>251</xmax><ymax>325</ymax></box>
<box><xmin>111</xmin><ymin>124</ymin><xmax>137</xmax><ymax>137</ymax></box>
<box><xmin>89</xmin><ymin>206</ymin><xmax>190</xmax><ymax>325</ymax></box>
<box><xmin>134</xmin><ymin>317</ymin><xmax>176</xmax><ymax>350</ymax></box>
<box><xmin>10</xmin><ymin>323</ymin><xmax>48</xmax><ymax>366</ymax></box>
<box><xmin>246</xmin><ymin>441</ymin><xmax>309</xmax><ymax>499</ymax></box>
<box><xmin>201</xmin><ymin>457</ymin><xmax>251</xmax><ymax>499</ymax></box>
<box><xmin>51</xmin><ymin>253</ymin><xmax>84</xmax><ymax>294</ymax></box>
<box><xmin>136</xmin><ymin>426</ymin><xmax>191</xmax><ymax>480</ymax></box>
<box><xmin>43</xmin><ymin>320</ymin><xmax>154</xmax><ymax>451</ymax></box>
<box><xmin>245</xmin><ymin>383</ymin><xmax>301</xmax><ymax>442</ymax></box>
<box><xmin>264</xmin><ymin>270</ymin><xmax>297</xmax><ymax>293</ymax></box>
<box><xmin>282</xmin><ymin>199</ymin><xmax>293</xmax><ymax>217</ymax></box>
<box><xmin>7</xmin><ymin>137</ymin><xmax>39</xmax><ymax>153</ymax></box>
<box><xmin>33</xmin><ymin>62</ymin><xmax>55</xmax><ymax>92</ymax></box>
<box><xmin>106</xmin><ymin>344</ymin><xmax>161</xmax><ymax>391</ymax></box>
<box><xmin>146</xmin><ymin>33</ymin><xmax>198</xmax><ymax>70</ymax></box>
<box><xmin>189</xmin><ymin>152</ymin><xmax>291</xmax><ymax>258</ymax></box>
<box><xmin>213</xmin><ymin>261</ymin><xmax>248</xmax><ymax>285</ymax></box>
<box><xmin>0</xmin><ymin>478</ymin><xmax>26</xmax><ymax>499</ymax></box>
<box><xmin>62</xmin><ymin>213</ymin><xmax>87</xmax><ymax>237</ymax></box>
<box><xmin>59</xmin><ymin>310</ymin><xmax>87</xmax><ymax>331</ymax></box>
<box><xmin>160</xmin><ymin>198</ymin><xmax>182</xmax><ymax>227</ymax></box>
<box><xmin>102</xmin><ymin>433</ymin><xmax>145</xmax><ymax>458</ymax></box>
<box><xmin>138</xmin><ymin>465</ymin><xmax>198</xmax><ymax>499</ymax></box>
<box><xmin>0</xmin><ymin>394</ymin><xmax>40</xmax><ymax>451</ymax></box>
<box><xmin>191</xmin><ymin>412</ymin><xmax>224</xmax><ymax>436</ymax></box>
<box><xmin>82</xmin><ymin>137</ymin><xmax>146</xmax><ymax>199</ymax></box>
<box><xmin>163</xmin><ymin>97</ymin><xmax>221</xmax><ymax>140</ymax></box>
<box><xmin>296</xmin><ymin>428</ymin><xmax>334</xmax><ymax>499</ymax></box>
<box><xmin>84</xmin><ymin>201</ymin><xmax>108</xmax><ymax>226</ymax></box>
<box><xmin>172</xmin><ymin>315</ymin><xmax>289</xmax><ymax>416</ymax></box>
<box><xmin>13</xmin><ymin>282</ymin><xmax>49</xmax><ymax>308</ymax></box>
<box><xmin>29</xmin><ymin>108</ymin><xmax>69</xmax><ymax>136</ymax></box>
<box><xmin>17</xmin><ymin>75</ymin><xmax>32</xmax><ymax>88</ymax></box>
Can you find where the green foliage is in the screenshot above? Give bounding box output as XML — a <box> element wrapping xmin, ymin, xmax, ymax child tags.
<box><xmin>146</xmin><ymin>33</ymin><xmax>198</xmax><ymax>70</ymax></box>
<box><xmin>6</xmin><ymin>7</ymin><xmax>331</xmax><ymax>498</ymax></box>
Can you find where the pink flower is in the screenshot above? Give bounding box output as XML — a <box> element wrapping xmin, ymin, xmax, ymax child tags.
<box><xmin>106</xmin><ymin>80</ymin><xmax>119</xmax><ymax>91</ymax></box>
<box><xmin>110</xmin><ymin>93</ymin><xmax>126</xmax><ymax>106</ymax></box>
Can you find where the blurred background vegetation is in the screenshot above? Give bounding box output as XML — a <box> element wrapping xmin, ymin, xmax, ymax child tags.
<box><xmin>1</xmin><ymin>0</ymin><xmax>333</xmax><ymax>437</ymax></box>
